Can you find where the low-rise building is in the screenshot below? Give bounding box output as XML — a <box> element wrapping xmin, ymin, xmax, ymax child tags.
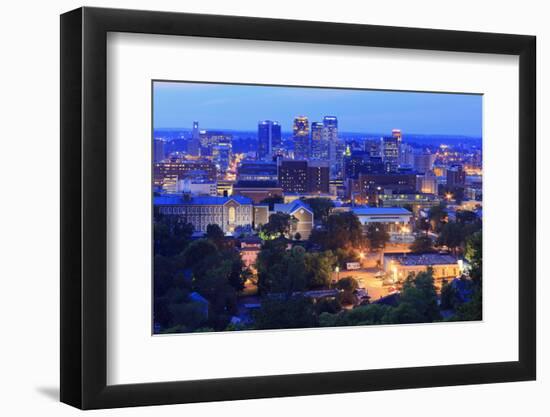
<box><xmin>232</xmin><ymin>180</ymin><xmax>283</xmax><ymax>204</ymax></box>
<box><xmin>351</xmin><ymin>207</ymin><xmax>413</xmax><ymax>241</ymax></box>
<box><xmin>383</xmin><ymin>253</ymin><xmax>461</xmax><ymax>283</ymax></box>
<box><xmin>273</xmin><ymin>200</ymin><xmax>314</xmax><ymax>239</ymax></box>
<box><xmin>154</xmin><ymin>195</ymin><xmax>254</xmax><ymax>234</ymax></box>
<box><xmin>379</xmin><ymin>192</ymin><xmax>441</xmax><ymax>213</ymax></box>
<box><xmin>177</xmin><ymin>178</ymin><xmax>217</xmax><ymax>196</ymax></box>
<box><xmin>239</xmin><ymin>236</ymin><xmax>262</xmax><ymax>269</ymax></box>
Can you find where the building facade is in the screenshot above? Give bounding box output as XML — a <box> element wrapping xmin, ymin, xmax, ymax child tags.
<box><xmin>257</xmin><ymin>120</ymin><xmax>281</xmax><ymax>160</ymax></box>
<box><xmin>383</xmin><ymin>253</ymin><xmax>461</xmax><ymax>283</ymax></box>
<box><xmin>153</xmin><ymin>160</ymin><xmax>217</xmax><ymax>188</ymax></box>
<box><xmin>273</xmin><ymin>200</ymin><xmax>314</xmax><ymax>239</ymax></box>
<box><xmin>188</xmin><ymin>121</ymin><xmax>200</xmax><ymax>156</ymax></box>
<box><xmin>154</xmin><ymin>195</ymin><xmax>254</xmax><ymax>234</ymax></box>
<box><xmin>310</xmin><ymin>121</ymin><xmax>328</xmax><ymax>160</ymax></box>
<box><xmin>292</xmin><ymin>116</ymin><xmax>310</xmax><ymax>159</ymax></box>
<box><xmin>232</xmin><ymin>181</ymin><xmax>283</xmax><ymax>204</ymax></box>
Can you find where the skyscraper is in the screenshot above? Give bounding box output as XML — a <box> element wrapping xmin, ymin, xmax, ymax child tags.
<box><xmin>293</xmin><ymin>116</ymin><xmax>310</xmax><ymax>160</ymax></box>
<box><xmin>279</xmin><ymin>160</ymin><xmax>308</xmax><ymax>193</ymax></box>
<box><xmin>278</xmin><ymin>160</ymin><xmax>329</xmax><ymax>194</ymax></box>
<box><xmin>323</xmin><ymin>116</ymin><xmax>338</xmax><ymax>163</ymax></box>
<box><xmin>447</xmin><ymin>164</ymin><xmax>466</xmax><ymax>188</ymax></box>
<box><xmin>154</xmin><ymin>139</ymin><xmax>166</xmax><ymax>162</ymax></box>
<box><xmin>310</xmin><ymin>122</ymin><xmax>328</xmax><ymax>160</ymax></box>
<box><xmin>213</xmin><ymin>135</ymin><xmax>232</xmax><ymax>172</ymax></box>
<box><xmin>199</xmin><ymin>130</ymin><xmax>232</xmax><ymax>156</ymax></box>
<box><xmin>382</xmin><ymin>136</ymin><xmax>399</xmax><ymax>173</ymax></box>
<box><xmin>413</xmin><ymin>152</ymin><xmax>436</xmax><ymax>173</ymax></box>
<box><xmin>392</xmin><ymin>129</ymin><xmax>402</xmax><ymax>144</ymax></box>
<box><xmin>188</xmin><ymin>121</ymin><xmax>200</xmax><ymax>156</ymax></box>
<box><xmin>258</xmin><ymin>120</ymin><xmax>281</xmax><ymax>160</ymax></box>
<box><xmin>271</xmin><ymin>121</ymin><xmax>282</xmax><ymax>156</ymax></box>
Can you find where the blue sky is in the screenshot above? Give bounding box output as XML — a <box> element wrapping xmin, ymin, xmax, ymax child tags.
<box><xmin>153</xmin><ymin>81</ymin><xmax>482</xmax><ymax>137</ymax></box>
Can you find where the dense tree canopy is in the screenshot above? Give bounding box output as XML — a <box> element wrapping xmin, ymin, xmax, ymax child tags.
<box><xmin>309</xmin><ymin>212</ymin><xmax>364</xmax><ymax>251</ymax></box>
<box><xmin>261</xmin><ymin>212</ymin><xmax>296</xmax><ymax>239</ymax></box>
<box><xmin>410</xmin><ymin>235</ymin><xmax>434</xmax><ymax>253</ymax></box>
<box><xmin>154</xmin><ymin>215</ymin><xmax>194</xmax><ymax>257</ymax></box>
<box><xmin>365</xmin><ymin>223</ymin><xmax>390</xmax><ymax>250</ymax></box>
<box><xmin>302</xmin><ymin>197</ymin><xmax>334</xmax><ymax>225</ymax></box>
<box><xmin>259</xmin><ymin>195</ymin><xmax>284</xmax><ymax>210</ymax></box>
<box><xmin>428</xmin><ymin>204</ymin><xmax>448</xmax><ymax>233</ymax></box>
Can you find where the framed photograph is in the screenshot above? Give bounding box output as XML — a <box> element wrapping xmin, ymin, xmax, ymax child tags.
<box><xmin>60</xmin><ymin>6</ymin><xmax>536</xmax><ymax>409</ymax></box>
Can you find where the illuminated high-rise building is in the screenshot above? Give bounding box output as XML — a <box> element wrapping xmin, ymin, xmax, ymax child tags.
<box><xmin>199</xmin><ymin>130</ymin><xmax>232</xmax><ymax>156</ymax></box>
<box><xmin>258</xmin><ymin>120</ymin><xmax>281</xmax><ymax>160</ymax></box>
<box><xmin>213</xmin><ymin>135</ymin><xmax>232</xmax><ymax>173</ymax></box>
<box><xmin>447</xmin><ymin>164</ymin><xmax>466</xmax><ymax>188</ymax></box>
<box><xmin>188</xmin><ymin>121</ymin><xmax>200</xmax><ymax>156</ymax></box>
<box><xmin>278</xmin><ymin>160</ymin><xmax>329</xmax><ymax>194</ymax></box>
<box><xmin>322</xmin><ymin>116</ymin><xmax>338</xmax><ymax>162</ymax></box>
<box><xmin>154</xmin><ymin>139</ymin><xmax>166</xmax><ymax>162</ymax></box>
<box><xmin>310</xmin><ymin>122</ymin><xmax>328</xmax><ymax>160</ymax></box>
<box><xmin>392</xmin><ymin>128</ymin><xmax>402</xmax><ymax>143</ymax></box>
<box><xmin>293</xmin><ymin>116</ymin><xmax>310</xmax><ymax>159</ymax></box>
<box><xmin>413</xmin><ymin>151</ymin><xmax>436</xmax><ymax>173</ymax></box>
<box><xmin>382</xmin><ymin>136</ymin><xmax>399</xmax><ymax>173</ymax></box>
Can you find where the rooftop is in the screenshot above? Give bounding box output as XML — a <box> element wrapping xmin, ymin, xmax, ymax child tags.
<box><xmin>233</xmin><ymin>180</ymin><xmax>280</xmax><ymax>189</ymax></box>
<box><xmin>352</xmin><ymin>207</ymin><xmax>412</xmax><ymax>216</ymax></box>
<box><xmin>274</xmin><ymin>200</ymin><xmax>313</xmax><ymax>214</ymax></box>
<box><xmin>384</xmin><ymin>252</ymin><xmax>458</xmax><ymax>266</ymax></box>
<box><xmin>154</xmin><ymin>195</ymin><xmax>253</xmax><ymax>206</ymax></box>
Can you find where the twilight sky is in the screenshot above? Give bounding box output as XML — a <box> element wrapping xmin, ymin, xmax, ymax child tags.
<box><xmin>153</xmin><ymin>81</ymin><xmax>482</xmax><ymax>137</ymax></box>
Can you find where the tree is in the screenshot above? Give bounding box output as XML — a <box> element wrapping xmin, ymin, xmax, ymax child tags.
<box><xmin>227</xmin><ymin>254</ymin><xmax>247</xmax><ymax>292</ymax></box>
<box><xmin>206</xmin><ymin>223</ymin><xmax>224</xmax><ymax>241</ymax></box>
<box><xmin>415</xmin><ymin>217</ymin><xmax>430</xmax><ymax>236</ymax></box>
<box><xmin>261</xmin><ymin>212</ymin><xmax>295</xmax><ymax>239</ymax></box>
<box><xmin>336</xmin><ymin>276</ymin><xmax>359</xmax><ymax>292</ymax></box>
<box><xmin>384</xmin><ymin>270</ymin><xmax>440</xmax><ymax>324</ymax></box>
<box><xmin>437</xmin><ymin>221</ymin><xmax>464</xmax><ymax>254</ymax></box>
<box><xmin>440</xmin><ymin>281</ymin><xmax>460</xmax><ymax>310</ymax></box>
<box><xmin>193</xmin><ymin>260</ymin><xmax>238</xmax><ymax>319</ymax></box>
<box><xmin>454</xmin><ymin>287</ymin><xmax>482</xmax><ymax>321</ymax></box>
<box><xmin>465</xmin><ymin>231</ymin><xmax>482</xmax><ymax>282</ymax></box>
<box><xmin>259</xmin><ymin>195</ymin><xmax>284</xmax><ymax>210</ymax></box>
<box><xmin>366</xmin><ymin>223</ymin><xmax>390</xmax><ymax>250</ymax></box>
<box><xmin>318</xmin><ymin>304</ymin><xmax>393</xmax><ymax>327</ymax></box>
<box><xmin>428</xmin><ymin>204</ymin><xmax>448</xmax><ymax>232</ymax></box>
<box><xmin>256</xmin><ymin>239</ymin><xmax>288</xmax><ymax>294</ymax></box>
<box><xmin>182</xmin><ymin>239</ymin><xmax>220</xmax><ymax>274</ymax></box>
<box><xmin>304</xmin><ymin>251</ymin><xmax>337</xmax><ymax>288</ymax></box>
<box><xmin>256</xmin><ymin>239</ymin><xmax>307</xmax><ymax>297</ymax></box>
<box><xmin>456</xmin><ymin>210</ymin><xmax>478</xmax><ymax>224</ymax></box>
<box><xmin>302</xmin><ymin>197</ymin><xmax>334</xmax><ymax>225</ymax></box>
<box><xmin>336</xmin><ymin>276</ymin><xmax>360</xmax><ymax>307</ymax></box>
<box><xmin>310</xmin><ymin>212</ymin><xmax>364</xmax><ymax>251</ymax></box>
<box><xmin>153</xmin><ymin>215</ymin><xmax>194</xmax><ymax>256</ymax></box>
<box><xmin>410</xmin><ymin>235</ymin><xmax>434</xmax><ymax>253</ymax></box>
<box><xmin>254</xmin><ymin>296</ymin><xmax>316</xmax><ymax>330</ymax></box>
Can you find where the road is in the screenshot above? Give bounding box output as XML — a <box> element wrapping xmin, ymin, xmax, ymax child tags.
<box><xmin>336</xmin><ymin>267</ymin><xmax>394</xmax><ymax>301</ymax></box>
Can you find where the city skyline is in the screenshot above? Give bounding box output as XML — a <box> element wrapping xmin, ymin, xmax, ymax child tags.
<box><xmin>152</xmin><ymin>79</ymin><xmax>483</xmax><ymax>335</ymax></box>
<box><xmin>153</xmin><ymin>81</ymin><xmax>483</xmax><ymax>137</ymax></box>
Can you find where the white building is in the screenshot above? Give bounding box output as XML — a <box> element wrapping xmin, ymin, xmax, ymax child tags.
<box><xmin>351</xmin><ymin>207</ymin><xmax>413</xmax><ymax>242</ymax></box>
<box><xmin>177</xmin><ymin>178</ymin><xmax>217</xmax><ymax>196</ymax></box>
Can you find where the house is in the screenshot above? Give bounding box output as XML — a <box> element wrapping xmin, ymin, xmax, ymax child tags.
<box><xmin>383</xmin><ymin>252</ymin><xmax>461</xmax><ymax>283</ymax></box>
<box><xmin>239</xmin><ymin>236</ymin><xmax>262</xmax><ymax>269</ymax></box>
<box><xmin>272</xmin><ymin>200</ymin><xmax>314</xmax><ymax>239</ymax></box>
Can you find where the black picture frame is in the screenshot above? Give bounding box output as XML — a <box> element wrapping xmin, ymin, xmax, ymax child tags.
<box><xmin>60</xmin><ymin>6</ymin><xmax>536</xmax><ymax>410</ymax></box>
